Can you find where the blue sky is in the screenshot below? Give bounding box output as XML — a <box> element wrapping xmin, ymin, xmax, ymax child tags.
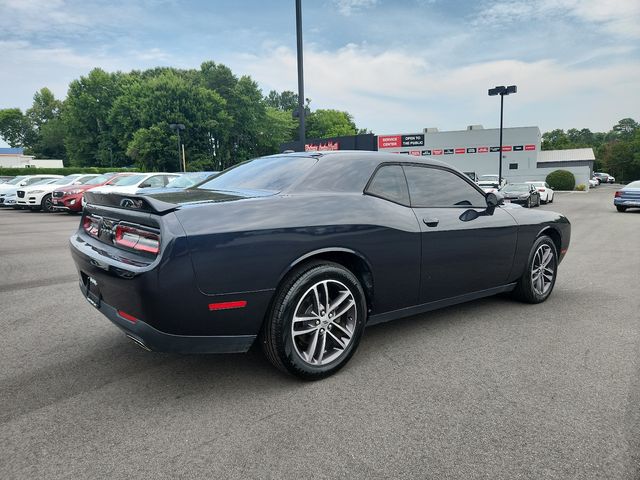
<box><xmin>0</xmin><ymin>0</ymin><xmax>638</xmax><ymax>146</ymax></box>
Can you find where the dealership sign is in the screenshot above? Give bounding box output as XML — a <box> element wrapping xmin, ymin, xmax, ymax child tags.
<box><xmin>378</xmin><ymin>134</ymin><xmax>425</xmax><ymax>149</ymax></box>
<box><xmin>305</xmin><ymin>141</ymin><xmax>339</xmax><ymax>151</ymax></box>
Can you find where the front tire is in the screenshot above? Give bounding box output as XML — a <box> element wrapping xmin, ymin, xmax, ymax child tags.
<box><xmin>512</xmin><ymin>235</ymin><xmax>558</xmax><ymax>304</ymax></box>
<box><xmin>41</xmin><ymin>194</ymin><xmax>54</xmax><ymax>213</ymax></box>
<box><xmin>262</xmin><ymin>261</ymin><xmax>367</xmax><ymax>380</ymax></box>
<box><xmin>616</xmin><ymin>206</ymin><xmax>627</xmax><ymax>212</ymax></box>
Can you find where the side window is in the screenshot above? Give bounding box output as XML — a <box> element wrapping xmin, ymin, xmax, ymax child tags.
<box><xmin>365</xmin><ymin>165</ymin><xmax>410</xmax><ymax>205</ymax></box>
<box><xmin>403</xmin><ymin>165</ymin><xmax>486</xmax><ymax>208</ymax></box>
<box><xmin>145</xmin><ymin>176</ymin><xmax>165</xmax><ymax>188</ymax></box>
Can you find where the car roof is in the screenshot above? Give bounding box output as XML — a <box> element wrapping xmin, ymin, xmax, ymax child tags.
<box><xmin>285</xmin><ymin>150</ymin><xmax>475</xmax><ymax>194</ymax></box>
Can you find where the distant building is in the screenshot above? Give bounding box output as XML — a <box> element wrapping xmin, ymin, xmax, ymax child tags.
<box><xmin>536</xmin><ymin>148</ymin><xmax>595</xmax><ymax>175</ymax></box>
<box><xmin>281</xmin><ymin>126</ymin><xmax>595</xmax><ymax>188</ymax></box>
<box><xmin>0</xmin><ymin>147</ymin><xmax>64</xmax><ymax>168</ymax></box>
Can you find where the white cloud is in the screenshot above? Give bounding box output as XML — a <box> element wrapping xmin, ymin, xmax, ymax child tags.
<box><xmin>235</xmin><ymin>43</ymin><xmax>640</xmax><ymax>133</ymax></box>
<box><xmin>333</xmin><ymin>0</ymin><xmax>378</xmax><ymax>16</ymax></box>
<box><xmin>475</xmin><ymin>0</ymin><xmax>640</xmax><ymax>38</ymax></box>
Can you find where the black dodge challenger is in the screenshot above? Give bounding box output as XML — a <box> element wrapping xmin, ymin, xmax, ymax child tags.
<box><xmin>71</xmin><ymin>151</ymin><xmax>571</xmax><ymax>379</ymax></box>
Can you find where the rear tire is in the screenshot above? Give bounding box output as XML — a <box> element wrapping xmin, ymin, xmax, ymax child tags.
<box><xmin>262</xmin><ymin>261</ymin><xmax>367</xmax><ymax>380</ymax></box>
<box><xmin>512</xmin><ymin>235</ymin><xmax>558</xmax><ymax>304</ymax></box>
<box><xmin>616</xmin><ymin>206</ymin><xmax>627</xmax><ymax>212</ymax></box>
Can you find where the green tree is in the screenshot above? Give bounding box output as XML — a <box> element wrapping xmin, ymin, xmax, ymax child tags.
<box><xmin>306</xmin><ymin>109</ymin><xmax>357</xmax><ymax>139</ymax></box>
<box><xmin>612</xmin><ymin>118</ymin><xmax>639</xmax><ymax>139</ymax></box>
<box><xmin>265</xmin><ymin>90</ymin><xmax>299</xmax><ymax>112</ymax></box>
<box><xmin>541</xmin><ymin>129</ymin><xmax>570</xmax><ymax>150</ymax></box>
<box><xmin>0</xmin><ymin>108</ymin><xmax>32</xmax><ymax>148</ymax></box>
<box><xmin>256</xmin><ymin>107</ymin><xmax>297</xmax><ymax>155</ymax></box>
<box><xmin>126</xmin><ymin>125</ymin><xmax>178</xmax><ymax>171</ymax></box>
<box><xmin>63</xmin><ymin>68</ymin><xmax>128</xmax><ymax>166</ymax></box>
<box><xmin>25</xmin><ymin>88</ymin><xmax>66</xmax><ymax>159</ymax></box>
<box><xmin>110</xmin><ymin>70</ymin><xmax>231</xmax><ymax>170</ymax></box>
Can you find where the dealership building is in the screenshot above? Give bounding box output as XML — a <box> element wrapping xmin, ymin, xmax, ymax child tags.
<box><xmin>0</xmin><ymin>148</ymin><xmax>64</xmax><ymax>168</ymax></box>
<box><xmin>283</xmin><ymin>126</ymin><xmax>595</xmax><ymax>188</ymax></box>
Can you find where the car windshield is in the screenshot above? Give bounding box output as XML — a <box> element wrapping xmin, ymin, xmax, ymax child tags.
<box><xmin>167</xmin><ymin>172</ymin><xmax>214</xmax><ymax>188</ymax></box>
<box><xmin>31</xmin><ymin>178</ymin><xmax>58</xmax><ymax>186</ymax></box>
<box><xmin>84</xmin><ymin>174</ymin><xmax>113</xmax><ymax>185</ymax></box>
<box><xmin>111</xmin><ymin>174</ymin><xmax>145</xmax><ymax>186</ymax></box>
<box><xmin>6</xmin><ymin>176</ymin><xmax>27</xmax><ymax>185</ymax></box>
<box><xmin>51</xmin><ymin>175</ymin><xmax>81</xmax><ymax>185</ymax></box>
<box><xmin>74</xmin><ymin>175</ymin><xmax>98</xmax><ymax>185</ymax></box>
<box><xmin>198</xmin><ymin>156</ymin><xmax>318</xmax><ymax>193</ymax></box>
<box><xmin>625</xmin><ymin>181</ymin><xmax>640</xmax><ymax>189</ymax></box>
<box><xmin>504</xmin><ymin>184</ymin><xmax>529</xmax><ymax>192</ymax></box>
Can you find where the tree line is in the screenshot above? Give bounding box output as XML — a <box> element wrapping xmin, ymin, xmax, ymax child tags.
<box><xmin>0</xmin><ymin>62</ymin><xmax>363</xmax><ymax>171</ymax></box>
<box><xmin>541</xmin><ymin>118</ymin><xmax>640</xmax><ymax>181</ymax></box>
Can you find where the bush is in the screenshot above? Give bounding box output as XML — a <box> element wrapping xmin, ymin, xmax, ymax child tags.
<box><xmin>0</xmin><ymin>167</ymin><xmax>138</xmax><ymax>176</ymax></box>
<box><xmin>546</xmin><ymin>170</ymin><xmax>576</xmax><ymax>191</ymax></box>
<box><xmin>575</xmin><ymin>184</ymin><xmax>586</xmax><ymax>191</ymax></box>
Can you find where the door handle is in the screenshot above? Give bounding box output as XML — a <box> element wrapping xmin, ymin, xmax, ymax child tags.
<box><xmin>423</xmin><ymin>217</ymin><xmax>439</xmax><ymax>227</ymax></box>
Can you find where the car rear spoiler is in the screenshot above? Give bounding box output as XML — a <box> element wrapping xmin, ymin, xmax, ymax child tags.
<box><xmin>84</xmin><ymin>191</ymin><xmax>177</xmax><ymax>214</ymax></box>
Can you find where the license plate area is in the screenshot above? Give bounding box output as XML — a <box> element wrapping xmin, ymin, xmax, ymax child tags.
<box><xmin>81</xmin><ymin>272</ymin><xmax>101</xmax><ymax>308</ymax></box>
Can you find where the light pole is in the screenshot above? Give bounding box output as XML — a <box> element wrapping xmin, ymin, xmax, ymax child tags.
<box><xmin>169</xmin><ymin>123</ymin><xmax>185</xmax><ymax>172</ymax></box>
<box><xmin>488</xmin><ymin>85</ymin><xmax>517</xmax><ymax>185</ymax></box>
<box><xmin>295</xmin><ymin>0</ymin><xmax>306</xmax><ymax>149</ymax></box>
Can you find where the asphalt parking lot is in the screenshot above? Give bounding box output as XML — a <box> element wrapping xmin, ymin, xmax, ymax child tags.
<box><xmin>1</xmin><ymin>185</ymin><xmax>638</xmax><ymax>479</ymax></box>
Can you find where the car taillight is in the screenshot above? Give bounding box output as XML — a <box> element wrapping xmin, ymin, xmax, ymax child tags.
<box><xmin>614</xmin><ymin>191</ymin><xmax>622</xmax><ymax>197</ymax></box>
<box><xmin>114</xmin><ymin>225</ymin><xmax>160</xmax><ymax>255</ymax></box>
<box><xmin>538</xmin><ymin>188</ymin><xmax>545</xmax><ymax>192</ymax></box>
<box><xmin>83</xmin><ymin>215</ymin><xmax>100</xmax><ymax>237</ymax></box>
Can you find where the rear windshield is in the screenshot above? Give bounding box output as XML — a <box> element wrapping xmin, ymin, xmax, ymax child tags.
<box><xmin>625</xmin><ymin>181</ymin><xmax>640</xmax><ymax>189</ymax></box>
<box><xmin>197</xmin><ymin>156</ymin><xmax>317</xmax><ymax>193</ymax></box>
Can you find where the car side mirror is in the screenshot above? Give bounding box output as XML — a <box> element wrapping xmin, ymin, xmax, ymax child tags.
<box><xmin>139</xmin><ymin>182</ymin><xmax>150</xmax><ymax>188</ymax></box>
<box><xmin>19</xmin><ymin>181</ymin><xmax>27</xmax><ymax>186</ymax></box>
<box><xmin>486</xmin><ymin>191</ymin><xmax>504</xmax><ymax>212</ymax></box>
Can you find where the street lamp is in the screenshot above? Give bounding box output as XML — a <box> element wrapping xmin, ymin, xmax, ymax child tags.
<box><xmin>294</xmin><ymin>0</ymin><xmax>306</xmax><ymax>148</ymax></box>
<box><xmin>169</xmin><ymin>123</ymin><xmax>185</xmax><ymax>172</ymax></box>
<box><xmin>488</xmin><ymin>85</ymin><xmax>517</xmax><ymax>185</ymax></box>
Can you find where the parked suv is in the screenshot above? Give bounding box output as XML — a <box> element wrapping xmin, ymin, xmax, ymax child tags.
<box><xmin>16</xmin><ymin>174</ymin><xmax>97</xmax><ymax>212</ymax></box>
<box><xmin>52</xmin><ymin>172</ymin><xmax>134</xmax><ymax>213</ymax></box>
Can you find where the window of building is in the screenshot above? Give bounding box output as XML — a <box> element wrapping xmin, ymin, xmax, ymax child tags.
<box><xmin>509</xmin><ymin>163</ymin><xmax>518</xmax><ymax>170</ymax></box>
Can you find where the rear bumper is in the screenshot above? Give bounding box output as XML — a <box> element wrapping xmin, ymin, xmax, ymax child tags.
<box><xmin>614</xmin><ymin>198</ymin><xmax>640</xmax><ymax>207</ymax></box>
<box><xmin>79</xmin><ymin>280</ymin><xmax>256</xmax><ymax>353</ymax></box>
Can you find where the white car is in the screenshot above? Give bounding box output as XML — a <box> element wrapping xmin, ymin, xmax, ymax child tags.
<box><xmin>0</xmin><ymin>174</ymin><xmax>62</xmax><ymax>205</ymax></box>
<box><xmin>588</xmin><ymin>177</ymin><xmax>599</xmax><ymax>188</ymax></box>
<box><xmin>478</xmin><ymin>174</ymin><xmax>507</xmax><ymax>193</ymax></box>
<box><xmin>1</xmin><ymin>178</ymin><xmax>61</xmax><ymax>208</ymax></box>
<box><xmin>526</xmin><ymin>181</ymin><xmax>554</xmax><ymax>204</ymax></box>
<box><xmin>16</xmin><ymin>174</ymin><xmax>98</xmax><ymax>212</ymax></box>
<box><xmin>88</xmin><ymin>173</ymin><xmax>180</xmax><ymax>195</ymax></box>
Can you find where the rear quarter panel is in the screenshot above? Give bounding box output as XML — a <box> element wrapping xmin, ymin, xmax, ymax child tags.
<box><xmin>174</xmin><ymin>193</ymin><xmax>422</xmax><ymax>316</ymax></box>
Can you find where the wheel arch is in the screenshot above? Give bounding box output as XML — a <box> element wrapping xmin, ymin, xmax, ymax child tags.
<box><xmin>537</xmin><ymin>226</ymin><xmax>561</xmax><ymax>254</ymax></box>
<box><xmin>278</xmin><ymin>248</ymin><xmax>375</xmax><ymax>312</ymax></box>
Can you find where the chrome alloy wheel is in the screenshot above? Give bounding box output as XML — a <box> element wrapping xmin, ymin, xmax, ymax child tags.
<box><xmin>531</xmin><ymin>244</ymin><xmax>555</xmax><ymax>296</ymax></box>
<box><xmin>291</xmin><ymin>279</ymin><xmax>357</xmax><ymax>366</ymax></box>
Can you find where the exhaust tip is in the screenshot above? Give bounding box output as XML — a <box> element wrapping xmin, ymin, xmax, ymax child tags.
<box><xmin>126</xmin><ymin>334</ymin><xmax>151</xmax><ymax>351</ymax></box>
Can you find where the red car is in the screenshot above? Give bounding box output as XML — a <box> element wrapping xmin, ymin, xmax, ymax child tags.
<box><xmin>52</xmin><ymin>173</ymin><xmax>135</xmax><ymax>213</ymax></box>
